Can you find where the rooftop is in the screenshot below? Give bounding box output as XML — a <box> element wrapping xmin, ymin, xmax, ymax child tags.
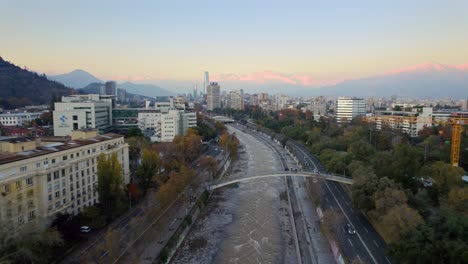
<box><xmin>0</xmin><ymin>133</ymin><xmax>123</xmax><ymax>165</ymax></box>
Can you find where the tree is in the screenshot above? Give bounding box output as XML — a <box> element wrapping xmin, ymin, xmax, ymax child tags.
<box><xmin>442</xmin><ymin>187</ymin><xmax>468</xmax><ymax>215</ymax></box>
<box><xmin>128</xmin><ymin>182</ymin><xmax>142</xmax><ymax>202</ymax></box>
<box><xmin>135</xmin><ymin>149</ymin><xmax>161</xmax><ymax>193</ymax></box>
<box><xmin>126</xmin><ymin>136</ymin><xmax>148</xmax><ymax>172</ymax></box>
<box><xmin>199</xmin><ymin>155</ymin><xmax>218</xmax><ymax>180</ymax></box>
<box><xmin>126</xmin><ymin>126</ymin><xmax>144</xmax><ymax>137</ymax></box>
<box><xmin>351</xmin><ymin>168</ymin><xmax>379</xmax><ymax>212</ymax></box>
<box><xmin>381</xmin><ymin>204</ymin><xmax>424</xmax><ymax>243</ymax></box>
<box><xmin>428</xmin><ymin>161</ymin><xmax>465</xmax><ymax>195</ymax></box>
<box><xmin>390</xmin><ymin>210</ymin><xmax>468</xmax><ymax>264</ymax></box>
<box><xmin>348</xmin><ymin>140</ymin><xmax>374</xmax><ymax>161</ymax></box>
<box><xmin>370</xmin><ymin>187</ymin><xmax>407</xmax><ymax>219</ymax></box>
<box><xmin>82</xmin><ymin>205</ymin><xmax>105</xmax><ymax>229</ymax></box>
<box><xmin>96</xmin><ymin>153</ymin><xmax>126</xmax><ymax>221</ymax></box>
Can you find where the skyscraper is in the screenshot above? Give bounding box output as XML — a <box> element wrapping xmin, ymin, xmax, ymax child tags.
<box><xmin>336</xmin><ymin>97</ymin><xmax>366</xmax><ymax>122</ymax></box>
<box><xmin>204</xmin><ymin>71</ymin><xmax>209</xmax><ymax>94</ymax></box>
<box><xmin>105</xmin><ymin>81</ymin><xmax>117</xmax><ymax>96</ymax></box>
<box><xmin>207</xmin><ymin>82</ymin><xmax>221</xmax><ymax>111</ymax></box>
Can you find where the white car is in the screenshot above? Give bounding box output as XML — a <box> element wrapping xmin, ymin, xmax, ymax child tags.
<box><xmin>80</xmin><ymin>226</ymin><xmax>91</xmax><ymax>233</ymax></box>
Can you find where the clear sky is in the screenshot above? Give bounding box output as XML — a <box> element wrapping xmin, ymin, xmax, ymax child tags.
<box><xmin>1</xmin><ymin>0</ymin><xmax>468</xmax><ymax>85</ymax></box>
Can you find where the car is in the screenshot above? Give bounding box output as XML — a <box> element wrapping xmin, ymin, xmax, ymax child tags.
<box><xmin>80</xmin><ymin>226</ymin><xmax>91</xmax><ymax>233</ymax></box>
<box><xmin>346</xmin><ymin>224</ymin><xmax>356</xmax><ymax>235</ymax></box>
<box><xmin>284</xmin><ymin>167</ymin><xmax>289</xmax><ymax>171</ymax></box>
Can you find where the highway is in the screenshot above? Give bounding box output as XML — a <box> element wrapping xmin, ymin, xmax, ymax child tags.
<box><xmin>288</xmin><ymin>140</ymin><xmax>394</xmax><ymax>264</ymax></box>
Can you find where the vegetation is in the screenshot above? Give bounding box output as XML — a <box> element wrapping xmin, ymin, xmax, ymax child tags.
<box><xmin>135</xmin><ymin>149</ymin><xmax>161</xmax><ymax>193</ymax></box>
<box><xmin>96</xmin><ymin>153</ymin><xmax>127</xmax><ymax>221</ymax></box>
<box><xmin>0</xmin><ymin>57</ymin><xmax>72</xmax><ymax>108</ymax></box>
<box><xmin>0</xmin><ymin>223</ymin><xmax>63</xmax><ymax>264</ymax></box>
<box><xmin>227</xmin><ymin>107</ymin><xmax>468</xmax><ymax>261</ymax></box>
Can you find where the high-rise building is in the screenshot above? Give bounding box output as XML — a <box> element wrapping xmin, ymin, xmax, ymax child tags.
<box><xmin>105</xmin><ymin>81</ymin><xmax>116</xmax><ymax>96</ymax></box>
<box><xmin>0</xmin><ymin>129</ymin><xmax>129</xmax><ymax>230</ymax></box>
<box><xmin>207</xmin><ymin>82</ymin><xmax>221</xmax><ymax>111</ymax></box>
<box><xmin>117</xmin><ymin>88</ymin><xmax>126</xmax><ymax>103</ymax></box>
<box><xmin>53</xmin><ymin>94</ymin><xmax>113</xmax><ymax>136</ymax></box>
<box><xmin>138</xmin><ymin>109</ymin><xmax>197</xmax><ymax>142</ymax></box>
<box><xmin>204</xmin><ymin>72</ymin><xmax>209</xmax><ymax>94</ymax></box>
<box><xmin>336</xmin><ymin>97</ymin><xmax>367</xmax><ymax>122</ymax></box>
<box><xmin>227</xmin><ymin>90</ymin><xmax>244</xmax><ymax>110</ymax></box>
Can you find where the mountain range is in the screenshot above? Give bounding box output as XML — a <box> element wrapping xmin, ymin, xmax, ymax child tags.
<box><xmin>49</xmin><ymin>71</ymin><xmax>175</xmax><ymax>97</ymax></box>
<box><xmin>215</xmin><ymin>62</ymin><xmax>468</xmax><ymax>98</ymax></box>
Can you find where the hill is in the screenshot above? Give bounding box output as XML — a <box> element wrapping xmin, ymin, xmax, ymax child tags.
<box><xmin>119</xmin><ymin>82</ymin><xmax>175</xmax><ymax>97</ymax></box>
<box><xmin>49</xmin><ymin>69</ymin><xmax>102</xmax><ymax>88</ymax></box>
<box><xmin>0</xmin><ymin>57</ymin><xmax>72</xmax><ymax>109</ymax></box>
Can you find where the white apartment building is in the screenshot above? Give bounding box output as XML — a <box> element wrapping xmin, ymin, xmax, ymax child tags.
<box><xmin>207</xmin><ymin>82</ymin><xmax>221</xmax><ymax>111</ymax></box>
<box><xmin>336</xmin><ymin>97</ymin><xmax>367</xmax><ymax>122</ymax></box>
<box><xmin>0</xmin><ymin>129</ymin><xmax>129</xmax><ymax>230</ymax></box>
<box><xmin>274</xmin><ymin>94</ymin><xmax>289</xmax><ymax>110</ymax></box>
<box><xmin>373</xmin><ymin>107</ymin><xmax>435</xmax><ymax>137</ymax></box>
<box><xmin>53</xmin><ymin>94</ymin><xmax>113</xmax><ymax>136</ymax></box>
<box><xmin>138</xmin><ymin>109</ymin><xmax>197</xmax><ymax>142</ymax></box>
<box><xmin>0</xmin><ymin>112</ymin><xmax>42</xmax><ymax>126</ymax></box>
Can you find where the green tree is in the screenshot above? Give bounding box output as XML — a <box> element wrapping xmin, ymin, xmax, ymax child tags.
<box><xmin>97</xmin><ymin>153</ymin><xmax>126</xmax><ymax>221</ymax></box>
<box><xmin>126</xmin><ymin>127</ymin><xmax>144</xmax><ymax>137</ymax></box>
<box><xmin>351</xmin><ymin>167</ymin><xmax>379</xmax><ymax>212</ymax></box>
<box><xmin>136</xmin><ymin>149</ymin><xmax>161</xmax><ymax>193</ymax></box>
<box><xmin>381</xmin><ymin>204</ymin><xmax>424</xmax><ymax>243</ymax></box>
<box><xmin>82</xmin><ymin>205</ymin><xmax>106</xmax><ymax>229</ymax></box>
<box><xmin>428</xmin><ymin>161</ymin><xmax>465</xmax><ymax>195</ymax></box>
<box><xmin>348</xmin><ymin>139</ymin><xmax>374</xmax><ymax>161</ymax></box>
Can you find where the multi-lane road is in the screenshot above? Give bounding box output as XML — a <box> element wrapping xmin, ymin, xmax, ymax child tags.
<box><xmin>288</xmin><ymin>140</ymin><xmax>394</xmax><ymax>264</ymax></box>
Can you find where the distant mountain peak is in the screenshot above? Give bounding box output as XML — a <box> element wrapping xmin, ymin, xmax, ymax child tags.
<box><xmin>49</xmin><ymin>69</ymin><xmax>102</xmax><ymax>88</ymax></box>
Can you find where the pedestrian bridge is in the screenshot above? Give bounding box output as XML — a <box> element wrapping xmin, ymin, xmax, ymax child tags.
<box><xmin>209</xmin><ymin>172</ymin><xmax>353</xmax><ymax>190</ymax></box>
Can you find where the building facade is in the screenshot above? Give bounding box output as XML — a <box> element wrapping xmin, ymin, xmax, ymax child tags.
<box><xmin>0</xmin><ymin>130</ymin><xmax>129</xmax><ymax>229</ymax></box>
<box><xmin>207</xmin><ymin>82</ymin><xmax>221</xmax><ymax>111</ymax></box>
<box><xmin>53</xmin><ymin>94</ymin><xmax>113</xmax><ymax>136</ymax></box>
<box><xmin>105</xmin><ymin>81</ymin><xmax>117</xmax><ymax>96</ymax></box>
<box><xmin>336</xmin><ymin>97</ymin><xmax>367</xmax><ymax>122</ymax></box>
<box><xmin>0</xmin><ymin>112</ymin><xmax>42</xmax><ymax>126</ymax></box>
<box><xmin>138</xmin><ymin>109</ymin><xmax>197</xmax><ymax>142</ymax></box>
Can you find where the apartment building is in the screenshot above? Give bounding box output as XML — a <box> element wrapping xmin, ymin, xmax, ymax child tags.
<box><xmin>0</xmin><ymin>112</ymin><xmax>42</xmax><ymax>126</ymax></box>
<box><xmin>53</xmin><ymin>94</ymin><xmax>113</xmax><ymax>136</ymax></box>
<box><xmin>0</xmin><ymin>129</ymin><xmax>129</xmax><ymax>229</ymax></box>
<box><xmin>372</xmin><ymin>107</ymin><xmax>433</xmax><ymax>137</ymax></box>
<box><xmin>138</xmin><ymin>109</ymin><xmax>197</xmax><ymax>142</ymax></box>
<box><xmin>207</xmin><ymin>82</ymin><xmax>221</xmax><ymax>111</ymax></box>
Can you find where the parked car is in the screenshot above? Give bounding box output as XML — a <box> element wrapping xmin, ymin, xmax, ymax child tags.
<box><xmin>80</xmin><ymin>226</ymin><xmax>91</xmax><ymax>233</ymax></box>
<box><xmin>346</xmin><ymin>224</ymin><xmax>356</xmax><ymax>235</ymax></box>
<box><xmin>284</xmin><ymin>167</ymin><xmax>290</xmax><ymax>171</ymax></box>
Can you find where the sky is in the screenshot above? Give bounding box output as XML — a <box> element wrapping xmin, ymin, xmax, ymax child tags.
<box><xmin>1</xmin><ymin>0</ymin><xmax>468</xmax><ymax>88</ymax></box>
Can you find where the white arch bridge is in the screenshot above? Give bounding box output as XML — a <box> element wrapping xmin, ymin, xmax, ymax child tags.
<box><xmin>209</xmin><ymin>172</ymin><xmax>353</xmax><ymax>190</ymax></box>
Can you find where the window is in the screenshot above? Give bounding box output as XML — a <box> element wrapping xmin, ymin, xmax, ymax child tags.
<box><xmin>28</xmin><ymin>211</ymin><xmax>35</xmax><ymax>221</ymax></box>
<box><xmin>73</xmin><ymin>123</ymin><xmax>78</xmax><ymax>130</ymax></box>
<box><xmin>47</xmin><ymin>173</ymin><xmax>51</xmax><ymax>182</ymax></box>
<box><xmin>15</xmin><ymin>181</ymin><xmax>22</xmax><ymax>190</ymax></box>
<box><xmin>71</xmin><ymin>154</ymin><xmax>74</xmax><ymax>159</ymax></box>
<box><xmin>26</xmin><ymin>177</ymin><xmax>33</xmax><ymax>186</ymax></box>
<box><xmin>61</xmin><ymin>169</ymin><xmax>65</xmax><ymax>177</ymax></box>
<box><xmin>62</xmin><ymin>155</ymin><xmax>67</xmax><ymax>161</ymax></box>
<box><xmin>62</xmin><ymin>189</ymin><xmax>66</xmax><ymax>196</ymax></box>
<box><xmin>73</xmin><ymin>115</ymin><xmax>78</xmax><ymax>121</ymax></box>
<box><xmin>48</xmin><ymin>194</ymin><xmax>52</xmax><ymax>201</ymax></box>
<box><xmin>55</xmin><ymin>191</ymin><xmax>60</xmax><ymax>198</ymax></box>
<box><xmin>20</xmin><ymin>166</ymin><xmax>27</xmax><ymax>173</ymax></box>
<box><xmin>51</xmin><ymin>159</ymin><xmax>56</xmax><ymax>164</ymax></box>
<box><xmin>4</xmin><ymin>184</ymin><xmax>10</xmax><ymax>194</ymax></box>
<box><xmin>44</xmin><ymin>160</ymin><xmax>48</xmax><ymax>165</ymax></box>
<box><xmin>53</xmin><ymin>171</ymin><xmax>59</xmax><ymax>180</ymax></box>
<box><xmin>36</xmin><ymin>163</ymin><xmax>40</xmax><ymax>168</ymax></box>
<box><xmin>28</xmin><ymin>200</ymin><xmax>34</xmax><ymax>209</ymax></box>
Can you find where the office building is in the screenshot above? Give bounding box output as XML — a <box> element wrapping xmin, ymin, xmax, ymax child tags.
<box><xmin>204</xmin><ymin>71</ymin><xmax>209</xmax><ymax>94</ymax></box>
<box><xmin>336</xmin><ymin>97</ymin><xmax>367</xmax><ymax>122</ymax></box>
<box><xmin>117</xmin><ymin>88</ymin><xmax>127</xmax><ymax>103</ymax></box>
<box><xmin>53</xmin><ymin>94</ymin><xmax>113</xmax><ymax>136</ymax></box>
<box><xmin>105</xmin><ymin>81</ymin><xmax>117</xmax><ymax>96</ymax></box>
<box><xmin>0</xmin><ymin>112</ymin><xmax>42</xmax><ymax>126</ymax></box>
<box><xmin>0</xmin><ymin>129</ymin><xmax>129</xmax><ymax>229</ymax></box>
<box><xmin>207</xmin><ymin>82</ymin><xmax>221</xmax><ymax>111</ymax></box>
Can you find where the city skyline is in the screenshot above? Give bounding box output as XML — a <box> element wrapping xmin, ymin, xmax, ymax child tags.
<box><xmin>1</xmin><ymin>0</ymin><xmax>468</xmax><ymax>87</ymax></box>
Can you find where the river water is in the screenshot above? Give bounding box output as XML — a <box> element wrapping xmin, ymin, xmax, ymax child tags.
<box><xmin>171</xmin><ymin>126</ymin><xmax>297</xmax><ymax>264</ymax></box>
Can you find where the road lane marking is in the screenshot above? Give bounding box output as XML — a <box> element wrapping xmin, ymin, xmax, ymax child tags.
<box><xmin>324</xmin><ymin>182</ymin><xmax>378</xmax><ymax>264</ymax></box>
<box><xmin>364</xmin><ymin>227</ymin><xmax>369</xmax><ymax>233</ymax></box>
<box><xmin>348</xmin><ymin>239</ymin><xmax>354</xmax><ymax>247</ymax></box>
<box><xmin>373</xmin><ymin>240</ymin><xmax>379</xmax><ymax>247</ymax></box>
<box><xmin>358</xmin><ymin>255</ymin><xmax>362</xmax><ymax>262</ymax></box>
<box><xmin>385</xmin><ymin>256</ymin><xmax>392</xmax><ymax>264</ymax></box>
